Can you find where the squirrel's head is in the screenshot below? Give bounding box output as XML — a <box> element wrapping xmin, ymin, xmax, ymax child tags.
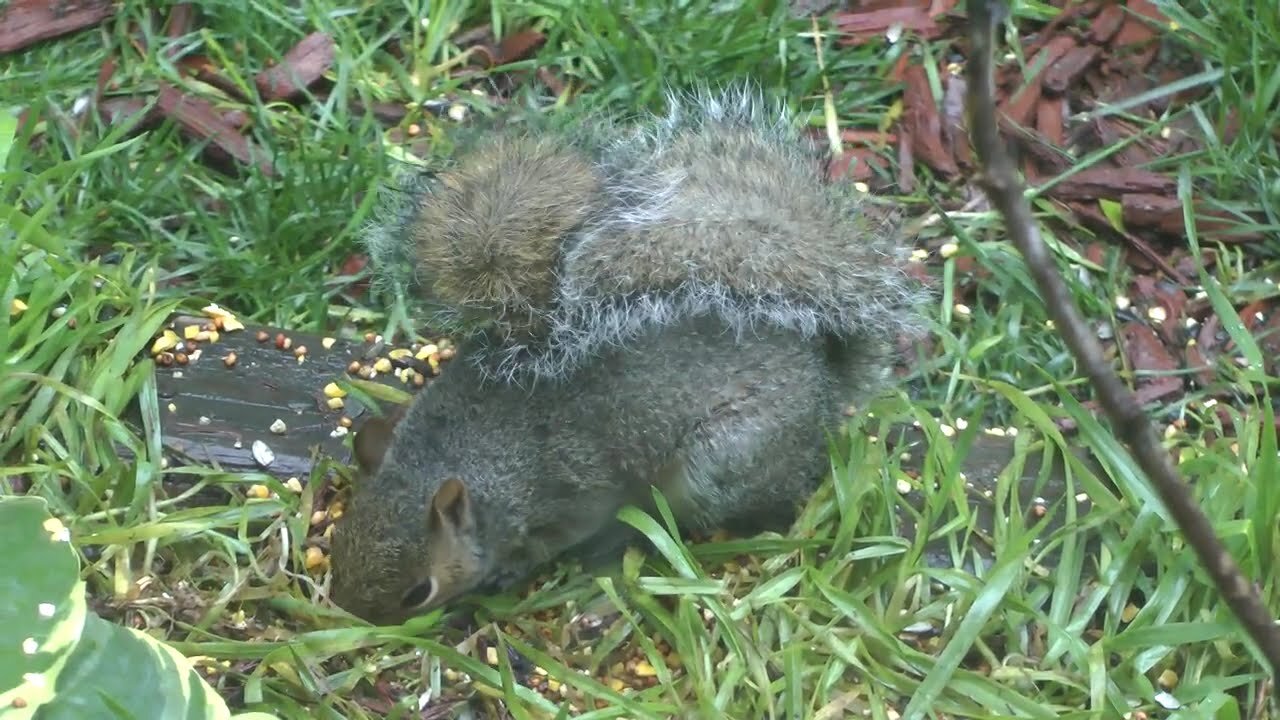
<box><xmin>329</xmin><ymin>407</ymin><xmax>489</xmax><ymax>624</ymax></box>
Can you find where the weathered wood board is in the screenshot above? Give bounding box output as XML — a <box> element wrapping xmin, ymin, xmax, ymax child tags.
<box><xmin>139</xmin><ymin>314</ymin><xmax>427</xmax><ymax>479</ymax></box>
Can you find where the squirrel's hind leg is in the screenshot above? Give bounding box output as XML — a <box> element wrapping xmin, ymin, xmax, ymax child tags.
<box><xmin>667</xmin><ymin>411</ymin><xmax>833</xmax><ymax>538</ymax></box>
<box><xmin>677</xmin><ymin>430</ymin><xmax>829</xmax><ymax>537</ymax></box>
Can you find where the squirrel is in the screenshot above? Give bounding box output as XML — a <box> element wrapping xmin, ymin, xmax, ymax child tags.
<box><xmin>328</xmin><ymin>84</ymin><xmax>930</xmax><ymax>623</ymax></box>
<box><xmin>362</xmin><ymin>84</ymin><xmax>928</xmax><ymax>383</ymax></box>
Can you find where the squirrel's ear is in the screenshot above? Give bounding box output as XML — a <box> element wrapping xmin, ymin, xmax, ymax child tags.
<box><xmin>429</xmin><ymin>478</ymin><xmax>474</xmax><ymax>531</ymax></box>
<box><xmin>352</xmin><ymin>404</ymin><xmax>408</xmax><ymax>475</ymax></box>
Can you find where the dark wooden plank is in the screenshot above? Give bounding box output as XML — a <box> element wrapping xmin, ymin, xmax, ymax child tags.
<box><xmin>887</xmin><ymin>425</ymin><xmax>1105</xmax><ymax>574</ymax></box>
<box><xmin>137</xmin><ymin>312</ymin><xmax>440</xmax><ymax>479</ymax></box>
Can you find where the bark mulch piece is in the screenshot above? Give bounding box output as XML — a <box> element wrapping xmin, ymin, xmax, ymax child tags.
<box><xmin>0</xmin><ymin>0</ymin><xmax>116</xmax><ymax>54</ymax></box>
<box><xmin>1119</xmin><ymin>320</ymin><xmax>1183</xmax><ymax>402</ymax></box>
<box><xmin>1121</xmin><ymin>194</ymin><xmax>1264</xmax><ymax>244</ymax></box>
<box><xmin>1045</xmin><ymin>167</ymin><xmax>1174</xmax><ymax>201</ymax></box>
<box><xmin>1043</xmin><ymin>44</ymin><xmax>1102</xmax><ymax>95</ymax></box>
<box><xmin>998</xmin><ymin>34</ymin><xmax>1077</xmax><ymax>127</ymax></box>
<box><xmin>155</xmin><ymin>85</ymin><xmax>277</xmax><ymax>177</ymax></box>
<box><xmin>469</xmin><ymin>28</ymin><xmax>547</xmax><ymax>68</ymax></box>
<box><xmin>1106</xmin><ymin>0</ymin><xmax>1165</xmax><ymax>74</ymax></box>
<box><xmin>163</xmin><ymin>3</ymin><xmax>197</xmax><ymax>52</ymax></box>
<box><xmin>832</xmin><ymin>0</ymin><xmax>958</xmax><ymax>46</ymax></box>
<box><xmin>881</xmin><ymin>0</ymin><xmax>1264</xmax><ymax>248</ymax></box>
<box><xmin>824</xmin><ymin>129</ymin><xmax>895</xmax><ymax>184</ymax></box>
<box><xmin>255</xmin><ymin>32</ymin><xmax>337</xmax><ymax>102</ymax></box>
<box><xmin>901</xmin><ymin>63</ymin><xmax>960</xmax><ymax>178</ymax></box>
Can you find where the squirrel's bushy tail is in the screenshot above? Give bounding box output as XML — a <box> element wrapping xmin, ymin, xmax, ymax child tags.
<box><xmin>365</xmin><ymin>83</ymin><xmax>929</xmax><ymax>381</ymax></box>
<box><xmin>366</xmin><ymin>133</ymin><xmax>603</xmax><ymax>346</ymax></box>
<box><xmin>538</xmin><ymin>83</ymin><xmax>928</xmax><ymax>378</ymax></box>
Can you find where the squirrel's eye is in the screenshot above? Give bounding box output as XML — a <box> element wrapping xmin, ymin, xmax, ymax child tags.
<box><xmin>400</xmin><ymin>578</ymin><xmax>437</xmax><ymax>609</ymax></box>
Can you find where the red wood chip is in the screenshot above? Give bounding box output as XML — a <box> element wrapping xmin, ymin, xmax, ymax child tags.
<box><xmin>1122</xmin><ymin>193</ymin><xmax>1262</xmax><ymax>243</ymax></box>
<box><xmin>156</xmin><ymin>84</ymin><xmax>276</xmax><ymax>177</ymax></box>
<box><xmin>1089</xmin><ymin>4</ymin><xmax>1127</xmax><ymax>44</ymax></box>
<box><xmin>98</xmin><ymin>97</ymin><xmax>159</xmax><ymax>133</ymax></box>
<box><xmin>1091</xmin><ymin>117</ymin><xmax>1159</xmax><ymax>167</ymax></box>
<box><xmin>1118</xmin><ymin>321</ymin><xmax>1184</xmax><ymax>401</ymax></box>
<box><xmin>0</xmin><ymin>0</ymin><xmax>116</xmax><ymax>53</ymax></box>
<box><xmin>1000</xmin><ymin>35</ymin><xmax>1076</xmax><ymax>127</ymax></box>
<box><xmin>1043</xmin><ymin>45</ymin><xmax>1102</xmax><ymax>95</ymax></box>
<box><xmin>827</xmin><ymin>148</ymin><xmax>888</xmax><ymax>184</ymax></box>
<box><xmin>1131</xmin><ymin>275</ymin><xmax>1186</xmax><ymax>346</ymax></box>
<box><xmin>1022</xmin><ymin>0</ymin><xmax>1100</xmax><ymax>56</ymax></box>
<box><xmin>941</xmin><ymin>73</ymin><xmax>972</xmax><ymax>169</ymax></box>
<box><xmin>833</xmin><ymin>4</ymin><xmax>945</xmax><ymax>46</ymax></box>
<box><xmin>901</xmin><ymin>64</ymin><xmax>959</xmax><ymax>176</ymax></box>
<box><xmin>896</xmin><ymin>134</ymin><xmax>915</xmax><ymax>192</ymax></box>
<box><xmin>496</xmin><ymin>29</ymin><xmax>546</xmax><ymax>64</ymax></box>
<box><xmin>1036</xmin><ymin>97</ymin><xmax>1066</xmax><ymax>145</ymax></box>
<box><xmin>255</xmin><ymin>32</ymin><xmax>336</xmax><ymax>101</ymax></box>
<box><xmin>1108</xmin><ymin>0</ymin><xmax>1166</xmax><ymax>72</ymax></box>
<box><xmin>1182</xmin><ymin>334</ymin><xmax>1215</xmax><ymax>389</ymax></box>
<box><xmin>164</xmin><ymin>4</ymin><xmax>196</xmax><ymax>52</ymax></box>
<box><xmin>1045</xmin><ymin>167</ymin><xmax>1174</xmax><ymax>202</ymax></box>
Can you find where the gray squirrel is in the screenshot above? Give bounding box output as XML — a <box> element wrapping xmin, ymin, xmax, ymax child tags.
<box><xmin>329</xmin><ymin>85</ymin><xmax>930</xmax><ymax>624</ymax></box>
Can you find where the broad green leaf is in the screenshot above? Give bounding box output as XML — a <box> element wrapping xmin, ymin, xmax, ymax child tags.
<box><xmin>0</xmin><ymin>497</ymin><xmax>274</xmax><ymax>720</ymax></box>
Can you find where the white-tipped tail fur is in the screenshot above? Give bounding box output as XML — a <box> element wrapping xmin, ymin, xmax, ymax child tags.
<box><xmin>530</xmin><ymin>83</ymin><xmax>928</xmax><ymax>381</ymax></box>
<box><xmin>367</xmin><ymin>82</ymin><xmax>930</xmax><ymax>383</ymax></box>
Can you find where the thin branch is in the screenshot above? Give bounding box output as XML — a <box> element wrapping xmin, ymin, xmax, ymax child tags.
<box><xmin>963</xmin><ymin>0</ymin><xmax>1280</xmax><ymax>684</ymax></box>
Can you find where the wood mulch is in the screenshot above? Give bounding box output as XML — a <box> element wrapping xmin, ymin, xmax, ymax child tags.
<box><xmin>824</xmin><ymin>0</ymin><xmax>1276</xmax><ymax>437</ymax></box>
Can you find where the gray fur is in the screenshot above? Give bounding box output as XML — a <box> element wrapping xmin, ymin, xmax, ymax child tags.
<box><xmin>363</xmin><ymin>162</ymin><xmax>434</xmax><ymax>302</ymax></box>
<box><xmin>329</xmin><ymin>315</ymin><xmax>868</xmax><ymax>623</ymax></box>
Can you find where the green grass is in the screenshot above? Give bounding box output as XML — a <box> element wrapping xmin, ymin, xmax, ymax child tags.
<box><xmin>3</xmin><ymin>0</ymin><xmax>1280</xmax><ymax>717</ymax></box>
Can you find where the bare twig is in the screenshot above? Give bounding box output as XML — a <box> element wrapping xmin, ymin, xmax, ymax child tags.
<box><xmin>963</xmin><ymin>0</ymin><xmax>1280</xmax><ymax>684</ymax></box>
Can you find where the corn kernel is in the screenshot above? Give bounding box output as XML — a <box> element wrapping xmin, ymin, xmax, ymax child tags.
<box><xmin>151</xmin><ymin>330</ymin><xmax>181</xmax><ymax>354</ymax></box>
<box><xmin>304</xmin><ymin>546</ymin><xmax>327</xmax><ymax>570</ymax></box>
